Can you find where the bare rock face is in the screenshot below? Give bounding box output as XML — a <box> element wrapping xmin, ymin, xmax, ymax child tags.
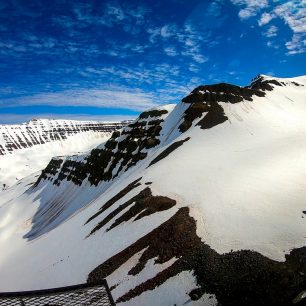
<box><xmin>36</xmin><ymin>110</ymin><xmax>169</xmax><ymax>187</ymax></box>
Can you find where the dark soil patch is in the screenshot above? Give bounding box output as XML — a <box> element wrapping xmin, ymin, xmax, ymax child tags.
<box><xmin>148</xmin><ymin>137</ymin><xmax>190</xmax><ymax>167</ymax></box>
<box><xmin>88</xmin><ymin>207</ymin><xmax>306</xmax><ymax>306</ymax></box>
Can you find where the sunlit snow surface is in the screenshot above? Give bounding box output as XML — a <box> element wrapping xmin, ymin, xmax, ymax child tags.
<box><xmin>0</xmin><ymin>76</ymin><xmax>305</xmax><ymax>306</ymax></box>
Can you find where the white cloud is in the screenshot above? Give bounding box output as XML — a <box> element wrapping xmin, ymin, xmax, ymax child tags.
<box><xmin>232</xmin><ymin>0</ymin><xmax>306</xmax><ymax>55</ymax></box>
<box><xmin>207</xmin><ymin>0</ymin><xmax>223</xmax><ymax>17</ymax></box>
<box><xmin>192</xmin><ymin>53</ymin><xmax>208</xmax><ymax>63</ymax></box>
<box><xmin>0</xmin><ymin>87</ymin><xmax>158</xmax><ymax>111</ymax></box>
<box><xmin>258</xmin><ymin>12</ymin><xmax>275</xmax><ymax>26</ymax></box>
<box><xmin>147</xmin><ymin>22</ymin><xmax>209</xmax><ymax>65</ymax></box>
<box><xmin>231</xmin><ymin>0</ymin><xmax>268</xmax><ymax>20</ymax></box>
<box><xmin>164</xmin><ymin>46</ymin><xmax>178</xmax><ymax>56</ymax></box>
<box><xmin>264</xmin><ymin>25</ymin><xmax>278</xmax><ymax>37</ymax></box>
<box><xmin>54</xmin><ymin>1</ymin><xmax>149</xmax><ymax>36</ymax></box>
<box><xmin>274</xmin><ymin>1</ymin><xmax>306</xmax><ymax>34</ymax></box>
<box><xmin>286</xmin><ymin>34</ymin><xmax>306</xmax><ymax>55</ymax></box>
<box><xmin>266</xmin><ymin>40</ymin><xmax>279</xmax><ymax>49</ymax></box>
<box><xmin>160</xmin><ymin>24</ymin><xmax>178</xmax><ymax>38</ymax></box>
<box><xmin>273</xmin><ymin>1</ymin><xmax>306</xmax><ymax>55</ymax></box>
<box><xmin>189</xmin><ymin>64</ymin><xmax>199</xmax><ymax>72</ymax></box>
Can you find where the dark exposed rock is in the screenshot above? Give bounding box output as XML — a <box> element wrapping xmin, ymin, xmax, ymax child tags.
<box><xmin>144</xmin><ymin>137</ymin><xmax>160</xmax><ymax>149</ymax></box>
<box><xmin>249</xmin><ymin>76</ymin><xmax>283</xmax><ymax>91</ymax></box>
<box><xmin>189</xmin><ymin>288</ymin><xmax>203</xmax><ymax>300</ymax></box>
<box><xmin>182</xmin><ymin>83</ymin><xmax>265</xmax><ymax>104</ymax></box>
<box><xmin>149</xmin><ymin>137</ymin><xmax>190</xmax><ymax>167</ymax></box>
<box><xmin>88</xmin><ymin>187</ymin><xmax>176</xmax><ymax>235</ymax></box>
<box><xmin>85</xmin><ymin>178</ymin><xmax>142</xmax><ymax>225</ymax></box>
<box><xmin>88</xmin><ymin>207</ymin><xmax>306</xmax><ymax>306</ymax></box>
<box><xmin>34</xmin><ymin>159</ymin><xmax>63</xmax><ymax>186</ymax></box>
<box><xmin>179</xmin><ymin>78</ymin><xmax>282</xmax><ymax>133</ymax></box>
<box><xmin>179</xmin><ymin>102</ymin><xmax>209</xmax><ymax>132</ymax></box>
<box><xmin>139</xmin><ymin>109</ymin><xmax>168</xmax><ymax>119</ymax></box>
<box><xmin>35</xmin><ymin>113</ymin><xmax>165</xmax><ymax>188</ymax></box>
<box><xmin>292</xmin><ymin>81</ymin><xmax>304</xmax><ymax>87</ymax></box>
<box><xmin>197</xmin><ymin>101</ymin><xmax>228</xmax><ymax>130</ymax></box>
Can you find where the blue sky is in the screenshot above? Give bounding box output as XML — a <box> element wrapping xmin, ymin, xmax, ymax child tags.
<box><xmin>0</xmin><ymin>0</ymin><xmax>305</xmax><ymax>123</ymax></box>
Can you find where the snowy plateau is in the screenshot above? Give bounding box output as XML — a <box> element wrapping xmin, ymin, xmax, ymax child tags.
<box><xmin>0</xmin><ymin>75</ymin><xmax>306</xmax><ymax>306</ymax></box>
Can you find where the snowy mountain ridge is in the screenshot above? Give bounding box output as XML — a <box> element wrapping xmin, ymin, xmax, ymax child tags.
<box><xmin>0</xmin><ymin>75</ymin><xmax>306</xmax><ymax>306</ymax></box>
<box><xmin>0</xmin><ymin>118</ymin><xmax>127</xmax><ymax>156</ymax></box>
<box><xmin>0</xmin><ymin>118</ymin><xmax>129</xmax><ymax>189</ymax></box>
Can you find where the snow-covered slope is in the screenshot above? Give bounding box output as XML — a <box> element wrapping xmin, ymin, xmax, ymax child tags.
<box><xmin>0</xmin><ymin>119</ymin><xmax>128</xmax><ymax>189</ymax></box>
<box><xmin>0</xmin><ymin>75</ymin><xmax>306</xmax><ymax>306</ymax></box>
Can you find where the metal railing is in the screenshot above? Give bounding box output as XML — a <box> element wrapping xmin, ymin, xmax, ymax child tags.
<box><xmin>0</xmin><ymin>281</ymin><xmax>115</xmax><ymax>306</ymax></box>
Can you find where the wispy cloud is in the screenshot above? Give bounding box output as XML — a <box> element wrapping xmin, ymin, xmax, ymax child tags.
<box><xmin>0</xmin><ymin>87</ymin><xmax>158</xmax><ymax>111</ymax></box>
<box><xmin>274</xmin><ymin>1</ymin><xmax>306</xmax><ymax>54</ymax></box>
<box><xmin>264</xmin><ymin>25</ymin><xmax>278</xmax><ymax>38</ymax></box>
<box><xmin>258</xmin><ymin>12</ymin><xmax>275</xmax><ymax>26</ymax></box>
<box><xmin>274</xmin><ymin>1</ymin><xmax>306</xmax><ymax>34</ymax></box>
<box><xmin>285</xmin><ymin>34</ymin><xmax>306</xmax><ymax>55</ymax></box>
<box><xmin>230</xmin><ymin>0</ymin><xmax>268</xmax><ymax>20</ymax></box>
<box><xmin>231</xmin><ymin>0</ymin><xmax>306</xmax><ymax>55</ymax></box>
<box><xmin>61</xmin><ymin>1</ymin><xmax>150</xmax><ymax>33</ymax></box>
<box><xmin>164</xmin><ymin>46</ymin><xmax>178</xmax><ymax>56</ymax></box>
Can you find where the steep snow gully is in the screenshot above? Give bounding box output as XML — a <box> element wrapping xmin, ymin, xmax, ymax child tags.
<box><xmin>0</xmin><ymin>75</ymin><xmax>306</xmax><ymax>306</ymax></box>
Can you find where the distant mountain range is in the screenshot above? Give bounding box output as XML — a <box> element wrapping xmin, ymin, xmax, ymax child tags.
<box><xmin>0</xmin><ymin>75</ymin><xmax>305</xmax><ymax>306</ymax></box>
<box><xmin>0</xmin><ymin>119</ymin><xmax>129</xmax><ymax>189</ymax></box>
